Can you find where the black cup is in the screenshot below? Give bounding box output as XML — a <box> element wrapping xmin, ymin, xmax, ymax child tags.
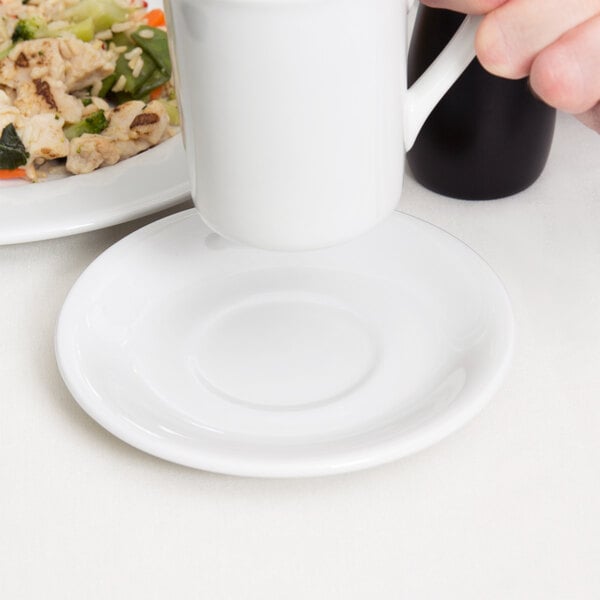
<box><xmin>407</xmin><ymin>6</ymin><xmax>557</xmax><ymax>200</ymax></box>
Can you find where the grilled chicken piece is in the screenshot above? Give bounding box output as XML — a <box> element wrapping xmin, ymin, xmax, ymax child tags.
<box><xmin>66</xmin><ymin>101</ymin><xmax>171</xmax><ymax>174</ymax></box>
<box><xmin>102</xmin><ymin>100</ymin><xmax>146</xmax><ymax>140</ymax></box>
<box><xmin>65</xmin><ymin>133</ymin><xmax>120</xmax><ymax>174</ymax></box>
<box><xmin>14</xmin><ymin>77</ymin><xmax>82</xmax><ymax>122</ymax></box>
<box><xmin>60</xmin><ymin>38</ymin><xmax>115</xmax><ymax>92</ymax></box>
<box><xmin>129</xmin><ymin>100</ymin><xmax>170</xmax><ymax>145</ymax></box>
<box><xmin>65</xmin><ymin>134</ymin><xmax>153</xmax><ymax>174</ymax></box>
<box><xmin>18</xmin><ymin>112</ymin><xmax>69</xmax><ymax>163</ymax></box>
<box><xmin>105</xmin><ymin>100</ymin><xmax>169</xmax><ymax>144</ymax></box>
<box><xmin>0</xmin><ymin>89</ymin><xmax>19</xmax><ymax>131</ymax></box>
<box><xmin>0</xmin><ymin>38</ymin><xmax>114</xmax><ymax>92</ymax></box>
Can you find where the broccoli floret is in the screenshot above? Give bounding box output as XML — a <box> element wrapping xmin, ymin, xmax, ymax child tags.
<box><xmin>63</xmin><ymin>110</ymin><xmax>109</xmax><ymax>140</ymax></box>
<box><xmin>11</xmin><ymin>16</ymin><xmax>47</xmax><ymax>42</ymax></box>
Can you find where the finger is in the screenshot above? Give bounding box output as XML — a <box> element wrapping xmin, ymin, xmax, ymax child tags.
<box><xmin>476</xmin><ymin>0</ymin><xmax>600</xmax><ymax>79</ymax></box>
<box><xmin>576</xmin><ymin>103</ymin><xmax>600</xmax><ymax>133</ymax></box>
<box><xmin>420</xmin><ymin>0</ymin><xmax>506</xmax><ymax>15</ymax></box>
<box><xmin>530</xmin><ymin>13</ymin><xmax>600</xmax><ymax>114</ymax></box>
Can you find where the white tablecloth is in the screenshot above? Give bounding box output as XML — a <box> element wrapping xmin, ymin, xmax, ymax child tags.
<box><xmin>1</xmin><ymin>112</ymin><xmax>599</xmax><ymax>599</ymax></box>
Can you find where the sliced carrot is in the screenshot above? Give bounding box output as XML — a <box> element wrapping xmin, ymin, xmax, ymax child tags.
<box><xmin>144</xmin><ymin>8</ymin><xmax>166</xmax><ymax>28</ymax></box>
<box><xmin>149</xmin><ymin>85</ymin><xmax>165</xmax><ymax>101</ymax></box>
<box><xmin>0</xmin><ymin>168</ymin><xmax>27</xmax><ymax>179</ymax></box>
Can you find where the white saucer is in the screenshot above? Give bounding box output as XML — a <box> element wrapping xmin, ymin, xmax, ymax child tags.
<box><xmin>56</xmin><ymin>209</ymin><xmax>514</xmax><ymax>477</ymax></box>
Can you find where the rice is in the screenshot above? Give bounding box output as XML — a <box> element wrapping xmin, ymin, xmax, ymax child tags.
<box><xmin>124</xmin><ymin>47</ymin><xmax>142</xmax><ymax>61</ymax></box>
<box><xmin>109</xmin><ymin>42</ymin><xmax>128</xmax><ymax>54</ymax></box>
<box><xmin>115</xmin><ymin>0</ymin><xmax>144</xmax><ymax>8</ymax></box>
<box><xmin>111</xmin><ymin>74</ymin><xmax>127</xmax><ymax>93</ymax></box>
<box><xmin>47</xmin><ymin>20</ymin><xmax>69</xmax><ymax>32</ymax></box>
<box><xmin>91</xmin><ymin>97</ymin><xmax>110</xmax><ymax>111</ymax></box>
<box><xmin>90</xmin><ymin>80</ymin><xmax>103</xmax><ymax>97</ymax></box>
<box><xmin>131</xmin><ymin>56</ymin><xmax>144</xmax><ymax>78</ymax></box>
<box><xmin>111</xmin><ymin>21</ymin><xmax>134</xmax><ymax>33</ymax></box>
<box><xmin>95</xmin><ymin>30</ymin><xmax>113</xmax><ymax>41</ymax></box>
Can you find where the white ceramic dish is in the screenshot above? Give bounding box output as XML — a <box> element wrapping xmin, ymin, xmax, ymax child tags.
<box><xmin>56</xmin><ymin>209</ymin><xmax>514</xmax><ymax>477</ymax></box>
<box><xmin>0</xmin><ymin>0</ymin><xmax>190</xmax><ymax>246</ymax></box>
<box><xmin>0</xmin><ymin>137</ymin><xmax>190</xmax><ymax>245</ymax></box>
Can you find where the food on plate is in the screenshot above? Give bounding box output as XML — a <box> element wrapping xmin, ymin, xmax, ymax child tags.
<box><xmin>0</xmin><ymin>0</ymin><xmax>179</xmax><ymax>181</ymax></box>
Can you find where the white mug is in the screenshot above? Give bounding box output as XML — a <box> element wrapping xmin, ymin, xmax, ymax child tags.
<box><xmin>165</xmin><ymin>0</ymin><xmax>481</xmax><ymax>251</ymax></box>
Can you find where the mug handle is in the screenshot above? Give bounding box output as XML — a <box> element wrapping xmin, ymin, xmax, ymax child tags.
<box><xmin>403</xmin><ymin>8</ymin><xmax>483</xmax><ymax>150</ymax></box>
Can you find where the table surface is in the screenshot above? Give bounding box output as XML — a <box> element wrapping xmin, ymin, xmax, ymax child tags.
<box><xmin>1</xmin><ymin>112</ymin><xmax>599</xmax><ymax>599</ymax></box>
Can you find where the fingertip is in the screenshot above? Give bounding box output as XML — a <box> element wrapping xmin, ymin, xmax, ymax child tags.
<box><xmin>476</xmin><ymin>0</ymin><xmax>511</xmax><ymax>13</ymax></box>
<box><xmin>420</xmin><ymin>0</ymin><xmax>506</xmax><ymax>14</ymax></box>
<box><xmin>530</xmin><ymin>46</ymin><xmax>591</xmax><ymax>114</ymax></box>
<box><xmin>575</xmin><ymin>103</ymin><xmax>600</xmax><ymax>133</ymax></box>
<box><xmin>475</xmin><ymin>13</ymin><xmax>514</xmax><ymax>78</ymax></box>
<box><xmin>475</xmin><ymin>10</ymin><xmax>529</xmax><ymax>79</ymax></box>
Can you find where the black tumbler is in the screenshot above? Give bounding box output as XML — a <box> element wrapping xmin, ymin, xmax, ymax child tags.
<box><xmin>407</xmin><ymin>6</ymin><xmax>557</xmax><ymax>200</ymax></box>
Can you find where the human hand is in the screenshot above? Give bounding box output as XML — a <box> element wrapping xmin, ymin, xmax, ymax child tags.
<box><xmin>421</xmin><ymin>0</ymin><xmax>600</xmax><ymax>132</ymax></box>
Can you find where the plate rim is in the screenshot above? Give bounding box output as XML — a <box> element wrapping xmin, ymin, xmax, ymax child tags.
<box><xmin>55</xmin><ymin>208</ymin><xmax>515</xmax><ymax>478</ymax></box>
<box><xmin>0</xmin><ymin>134</ymin><xmax>191</xmax><ymax>246</ymax></box>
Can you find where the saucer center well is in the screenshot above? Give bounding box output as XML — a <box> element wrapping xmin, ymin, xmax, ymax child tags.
<box><xmin>191</xmin><ymin>297</ymin><xmax>379</xmax><ymax>410</ymax></box>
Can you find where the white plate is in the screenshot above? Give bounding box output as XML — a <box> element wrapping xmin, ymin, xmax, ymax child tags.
<box><xmin>0</xmin><ymin>135</ymin><xmax>190</xmax><ymax>245</ymax></box>
<box><xmin>0</xmin><ymin>0</ymin><xmax>190</xmax><ymax>245</ymax></box>
<box><xmin>56</xmin><ymin>209</ymin><xmax>514</xmax><ymax>477</ymax></box>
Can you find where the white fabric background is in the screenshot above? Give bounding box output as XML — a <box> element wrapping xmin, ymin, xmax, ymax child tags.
<box><xmin>1</xmin><ymin>113</ymin><xmax>599</xmax><ymax>599</ymax></box>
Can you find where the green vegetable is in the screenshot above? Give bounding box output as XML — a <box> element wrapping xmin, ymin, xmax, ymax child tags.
<box><xmin>97</xmin><ymin>32</ymin><xmax>129</xmax><ymax>98</ymax></box>
<box><xmin>0</xmin><ymin>44</ymin><xmax>13</xmax><ymax>60</ymax></box>
<box><xmin>137</xmin><ymin>71</ymin><xmax>168</xmax><ymax>98</ymax></box>
<box><xmin>99</xmin><ymin>27</ymin><xmax>172</xmax><ymax>103</ymax></box>
<box><xmin>63</xmin><ymin>110</ymin><xmax>108</xmax><ymax>140</ymax></box>
<box><xmin>97</xmin><ymin>73</ymin><xmax>117</xmax><ymax>98</ymax></box>
<box><xmin>68</xmin><ymin>17</ymin><xmax>95</xmax><ymax>42</ymax></box>
<box><xmin>64</xmin><ymin>0</ymin><xmax>130</xmax><ymax>32</ymax></box>
<box><xmin>12</xmin><ymin>16</ymin><xmax>47</xmax><ymax>42</ymax></box>
<box><xmin>159</xmin><ymin>99</ymin><xmax>180</xmax><ymax>126</ymax></box>
<box><xmin>131</xmin><ymin>27</ymin><xmax>171</xmax><ymax>76</ymax></box>
<box><xmin>81</xmin><ymin>97</ymin><xmax>93</xmax><ymax>107</ymax></box>
<box><xmin>0</xmin><ymin>124</ymin><xmax>29</xmax><ymax>170</ymax></box>
<box><xmin>115</xmin><ymin>47</ymin><xmax>157</xmax><ymax>95</ymax></box>
<box><xmin>10</xmin><ymin>14</ymin><xmax>93</xmax><ymax>44</ymax></box>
